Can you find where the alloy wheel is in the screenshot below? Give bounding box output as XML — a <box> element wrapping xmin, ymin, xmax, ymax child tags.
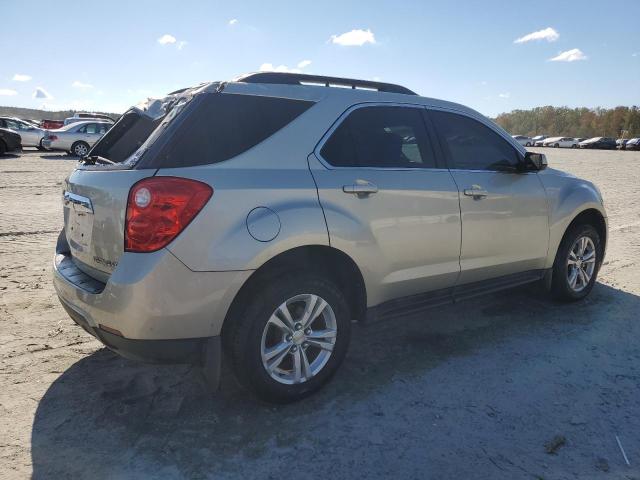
<box><xmin>260</xmin><ymin>294</ymin><xmax>337</xmax><ymax>385</ymax></box>
<box><xmin>567</xmin><ymin>236</ymin><xmax>596</xmax><ymax>292</ymax></box>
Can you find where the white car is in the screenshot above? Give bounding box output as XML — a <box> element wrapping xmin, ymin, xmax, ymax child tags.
<box><xmin>543</xmin><ymin>137</ymin><xmax>579</xmax><ymax>148</ymax></box>
<box><xmin>63</xmin><ymin>113</ymin><xmax>115</xmax><ymax>126</ymax></box>
<box><xmin>512</xmin><ymin>135</ymin><xmax>533</xmax><ymax>147</ymax></box>
<box><xmin>42</xmin><ymin>121</ymin><xmax>111</xmax><ymax>157</ymax></box>
<box><xmin>0</xmin><ymin>116</ymin><xmax>46</xmax><ymax>148</ymax></box>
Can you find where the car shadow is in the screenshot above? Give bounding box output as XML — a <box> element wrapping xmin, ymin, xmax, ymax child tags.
<box><xmin>0</xmin><ymin>153</ymin><xmax>21</xmax><ymax>159</ymax></box>
<box><xmin>39</xmin><ymin>153</ymin><xmax>78</xmax><ymax>160</ymax></box>
<box><xmin>31</xmin><ymin>282</ymin><xmax>640</xmax><ymax>478</ymax></box>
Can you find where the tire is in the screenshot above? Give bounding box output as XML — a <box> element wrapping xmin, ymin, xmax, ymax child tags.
<box><xmin>526</xmin><ymin>142</ymin><xmax>532</xmax><ymax>147</ymax></box>
<box><xmin>225</xmin><ymin>272</ymin><xmax>351</xmax><ymax>403</ymax></box>
<box><xmin>554</xmin><ymin>143</ymin><xmax>560</xmax><ymax>148</ymax></box>
<box><xmin>571</xmin><ymin>144</ymin><xmax>577</xmax><ymax>148</ymax></box>
<box><xmin>551</xmin><ymin>224</ymin><xmax>602</xmax><ymax>302</ymax></box>
<box><xmin>71</xmin><ymin>141</ymin><xmax>90</xmax><ymax>157</ymax></box>
<box><xmin>0</xmin><ymin>140</ymin><xmax>6</xmax><ymax>156</ymax></box>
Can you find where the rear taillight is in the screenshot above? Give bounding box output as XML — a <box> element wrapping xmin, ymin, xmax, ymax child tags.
<box><xmin>125</xmin><ymin>177</ymin><xmax>213</xmax><ymax>253</ymax></box>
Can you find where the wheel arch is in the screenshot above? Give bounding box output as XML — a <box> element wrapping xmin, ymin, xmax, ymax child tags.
<box><xmin>563</xmin><ymin>208</ymin><xmax>607</xmax><ymax>253</ymax></box>
<box><xmin>222</xmin><ymin>245</ymin><xmax>367</xmax><ymax>340</ymax></box>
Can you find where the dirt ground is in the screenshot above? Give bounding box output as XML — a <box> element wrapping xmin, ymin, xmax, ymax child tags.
<box><xmin>1</xmin><ymin>148</ymin><xmax>640</xmax><ymax>479</ymax></box>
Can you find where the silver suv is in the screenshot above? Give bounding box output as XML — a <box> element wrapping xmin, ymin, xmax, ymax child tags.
<box><xmin>53</xmin><ymin>73</ymin><xmax>607</xmax><ymax>402</ymax></box>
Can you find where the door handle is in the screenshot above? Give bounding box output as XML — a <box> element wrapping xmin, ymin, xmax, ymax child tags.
<box><xmin>463</xmin><ymin>186</ymin><xmax>488</xmax><ymax>198</ymax></box>
<box><xmin>343</xmin><ymin>181</ymin><xmax>378</xmax><ymax>196</ymax></box>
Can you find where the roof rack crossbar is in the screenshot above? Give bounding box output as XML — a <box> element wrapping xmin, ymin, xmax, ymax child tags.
<box><xmin>236</xmin><ymin>72</ymin><xmax>416</xmax><ymax>95</ymax></box>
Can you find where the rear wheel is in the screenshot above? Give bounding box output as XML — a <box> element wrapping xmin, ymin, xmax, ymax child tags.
<box><xmin>526</xmin><ymin>142</ymin><xmax>532</xmax><ymax>147</ymax></box>
<box><xmin>551</xmin><ymin>224</ymin><xmax>602</xmax><ymax>301</ymax></box>
<box><xmin>71</xmin><ymin>141</ymin><xmax>90</xmax><ymax>157</ymax></box>
<box><xmin>225</xmin><ymin>273</ymin><xmax>351</xmax><ymax>403</ymax></box>
<box><xmin>554</xmin><ymin>143</ymin><xmax>560</xmax><ymax>148</ymax></box>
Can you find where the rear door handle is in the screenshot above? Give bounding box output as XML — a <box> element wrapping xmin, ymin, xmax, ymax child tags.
<box><xmin>343</xmin><ymin>181</ymin><xmax>378</xmax><ymax>196</ymax></box>
<box><xmin>463</xmin><ymin>186</ymin><xmax>488</xmax><ymax>198</ymax></box>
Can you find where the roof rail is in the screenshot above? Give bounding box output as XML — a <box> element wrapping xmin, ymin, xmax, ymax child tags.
<box><xmin>235</xmin><ymin>72</ymin><xmax>417</xmax><ymax>95</ymax></box>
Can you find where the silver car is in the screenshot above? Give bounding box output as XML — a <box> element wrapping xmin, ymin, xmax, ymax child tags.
<box><xmin>53</xmin><ymin>72</ymin><xmax>607</xmax><ymax>402</ymax></box>
<box><xmin>0</xmin><ymin>116</ymin><xmax>46</xmax><ymax>148</ymax></box>
<box><xmin>42</xmin><ymin>120</ymin><xmax>111</xmax><ymax>157</ymax></box>
<box><xmin>512</xmin><ymin>135</ymin><xmax>533</xmax><ymax>147</ymax></box>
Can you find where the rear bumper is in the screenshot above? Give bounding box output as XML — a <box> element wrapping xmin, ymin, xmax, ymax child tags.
<box><xmin>53</xmin><ymin>240</ymin><xmax>252</xmax><ymax>348</ymax></box>
<box><xmin>58</xmin><ymin>296</ymin><xmax>215</xmax><ymax>364</ymax></box>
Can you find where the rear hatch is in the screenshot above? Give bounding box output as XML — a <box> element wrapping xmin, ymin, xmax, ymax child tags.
<box><xmin>62</xmin><ymin>91</ymin><xmax>196</xmax><ymax>281</ymax></box>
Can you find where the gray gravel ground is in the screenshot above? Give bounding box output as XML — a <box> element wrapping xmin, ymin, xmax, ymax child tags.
<box><xmin>1</xmin><ymin>148</ymin><xmax>640</xmax><ymax>479</ymax></box>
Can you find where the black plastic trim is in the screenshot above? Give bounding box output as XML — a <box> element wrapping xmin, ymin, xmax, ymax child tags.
<box><xmin>237</xmin><ymin>72</ymin><xmax>417</xmax><ymax>95</ymax></box>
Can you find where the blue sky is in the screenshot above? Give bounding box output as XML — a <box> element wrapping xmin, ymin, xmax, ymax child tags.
<box><xmin>1</xmin><ymin>0</ymin><xmax>638</xmax><ymax>116</ymax></box>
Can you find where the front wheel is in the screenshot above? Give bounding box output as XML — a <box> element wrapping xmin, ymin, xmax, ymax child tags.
<box><xmin>526</xmin><ymin>142</ymin><xmax>532</xmax><ymax>147</ymax></box>
<box><xmin>225</xmin><ymin>273</ymin><xmax>351</xmax><ymax>403</ymax></box>
<box><xmin>551</xmin><ymin>224</ymin><xmax>602</xmax><ymax>301</ymax></box>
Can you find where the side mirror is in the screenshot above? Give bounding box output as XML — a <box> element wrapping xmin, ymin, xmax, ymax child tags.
<box><xmin>523</xmin><ymin>151</ymin><xmax>547</xmax><ymax>171</ymax></box>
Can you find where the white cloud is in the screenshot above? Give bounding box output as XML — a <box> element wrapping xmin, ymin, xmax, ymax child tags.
<box><xmin>549</xmin><ymin>48</ymin><xmax>587</xmax><ymax>62</ymax></box>
<box><xmin>177</xmin><ymin>40</ymin><xmax>188</xmax><ymax>50</ymax></box>
<box><xmin>514</xmin><ymin>27</ymin><xmax>559</xmax><ymax>44</ymax></box>
<box><xmin>498</xmin><ymin>92</ymin><xmax>511</xmax><ymax>98</ymax></box>
<box><xmin>259</xmin><ymin>63</ymin><xmax>301</xmax><ymax>73</ymax></box>
<box><xmin>330</xmin><ymin>28</ymin><xmax>376</xmax><ymax>46</ymax></box>
<box><xmin>0</xmin><ymin>88</ymin><xmax>18</xmax><ymax>96</ymax></box>
<box><xmin>13</xmin><ymin>74</ymin><xmax>31</xmax><ymax>82</ymax></box>
<box><xmin>72</xmin><ymin>80</ymin><xmax>94</xmax><ymax>89</ymax></box>
<box><xmin>157</xmin><ymin>34</ymin><xmax>176</xmax><ymax>45</ymax></box>
<box><xmin>33</xmin><ymin>87</ymin><xmax>53</xmax><ymax>99</ymax></box>
<box><xmin>632</xmin><ymin>52</ymin><xmax>639</xmax><ymax>57</ymax></box>
<box><xmin>228</xmin><ymin>18</ymin><xmax>238</xmax><ymax>25</ymax></box>
<box><xmin>297</xmin><ymin>59</ymin><xmax>312</xmax><ymax>69</ymax></box>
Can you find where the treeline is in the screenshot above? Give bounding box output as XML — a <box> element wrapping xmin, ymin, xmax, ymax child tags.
<box><xmin>0</xmin><ymin>106</ymin><xmax>119</xmax><ymax>122</ymax></box>
<box><xmin>494</xmin><ymin>106</ymin><xmax>640</xmax><ymax>139</ymax></box>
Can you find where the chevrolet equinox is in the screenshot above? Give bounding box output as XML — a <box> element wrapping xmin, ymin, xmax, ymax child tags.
<box><xmin>53</xmin><ymin>73</ymin><xmax>607</xmax><ymax>402</ymax></box>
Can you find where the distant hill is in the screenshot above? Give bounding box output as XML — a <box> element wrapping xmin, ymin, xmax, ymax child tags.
<box><xmin>0</xmin><ymin>106</ymin><xmax>120</xmax><ymax>122</ymax></box>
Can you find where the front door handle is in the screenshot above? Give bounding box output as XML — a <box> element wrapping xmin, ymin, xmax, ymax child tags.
<box><xmin>463</xmin><ymin>186</ymin><xmax>488</xmax><ymax>198</ymax></box>
<box><xmin>343</xmin><ymin>181</ymin><xmax>378</xmax><ymax>196</ymax></box>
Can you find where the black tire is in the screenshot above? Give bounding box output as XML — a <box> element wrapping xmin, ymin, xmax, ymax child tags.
<box><xmin>0</xmin><ymin>140</ymin><xmax>6</xmax><ymax>156</ymax></box>
<box><xmin>224</xmin><ymin>272</ymin><xmax>351</xmax><ymax>403</ymax></box>
<box><xmin>551</xmin><ymin>224</ymin><xmax>602</xmax><ymax>301</ymax></box>
<box><xmin>554</xmin><ymin>143</ymin><xmax>560</xmax><ymax>148</ymax></box>
<box><xmin>71</xmin><ymin>141</ymin><xmax>90</xmax><ymax>157</ymax></box>
<box><xmin>526</xmin><ymin>142</ymin><xmax>532</xmax><ymax>147</ymax></box>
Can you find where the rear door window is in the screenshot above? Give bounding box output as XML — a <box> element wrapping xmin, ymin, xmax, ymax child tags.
<box><xmin>152</xmin><ymin>93</ymin><xmax>314</xmax><ymax>168</ymax></box>
<box><xmin>320</xmin><ymin>106</ymin><xmax>436</xmax><ymax>168</ymax></box>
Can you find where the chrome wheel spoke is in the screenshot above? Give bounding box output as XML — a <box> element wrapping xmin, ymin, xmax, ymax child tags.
<box><xmin>264</xmin><ymin>342</ymin><xmax>291</xmax><ymax>371</ymax></box>
<box><xmin>267</xmin><ymin>314</ymin><xmax>292</xmax><ymax>334</ymax></box>
<box><xmin>306</xmin><ymin>338</ymin><xmax>335</xmax><ymax>352</ymax></box>
<box><xmin>307</xmin><ymin>329</ymin><xmax>337</xmax><ymax>341</ymax></box>
<box><xmin>568</xmin><ymin>268</ymin><xmax>579</xmax><ymax>289</ymax></box>
<box><xmin>277</xmin><ymin>304</ymin><xmax>296</xmax><ymax>330</ymax></box>
<box><xmin>301</xmin><ymin>296</ymin><xmax>327</xmax><ymax>328</ymax></box>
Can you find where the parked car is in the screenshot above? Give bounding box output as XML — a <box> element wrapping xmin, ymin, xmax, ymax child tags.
<box><xmin>53</xmin><ymin>72</ymin><xmax>608</xmax><ymax>402</ymax></box>
<box><xmin>616</xmin><ymin>138</ymin><xmax>628</xmax><ymax>150</ymax></box>
<box><xmin>624</xmin><ymin>138</ymin><xmax>640</xmax><ymax>150</ymax></box>
<box><xmin>0</xmin><ymin>127</ymin><xmax>22</xmax><ymax>155</ymax></box>
<box><xmin>579</xmin><ymin>137</ymin><xmax>617</xmax><ymax>150</ymax></box>
<box><xmin>42</xmin><ymin>121</ymin><xmax>112</xmax><ymax>156</ymax></box>
<box><xmin>512</xmin><ymin>135</ymin><xmax>533</xmax><ymax>147</ymax></box>
<box><xmin>543</xmin><ymin>137</ymin><xmax>579</xmax><ymax>148</ymax></box>
<box><xmin>0</xmin><ymin>116</ymin><xmax>46</xmax><ymax>148</ymax></box>
<box><xmin>574</xmin><ymin>138</ymin><xmax>586</xmax><ymax>143</ymax></box>
<box><xmin>532</xmin><ymin>135</ymin><xmax>548</xmax><ymax>146</ymax></box>
<box><xmin>63</xmin><ymin>112</ymin><xmax>115</xmax><ymax>126</ymax></box>
<box><xmin>41</xmin><ymin>119</ymin><xmax>64</xmax><ymax>130</ymax></box>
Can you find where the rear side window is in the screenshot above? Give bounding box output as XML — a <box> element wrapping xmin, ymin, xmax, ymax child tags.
<box><xmin>155</xmin><ymin>93</ymin><xmax>314</xmax><ymax>167</ymax></box>
<box><xmin>320</xmin><ymin>106</ymin><xmax>436</xmax><ymax>168</ymax></box>
<box><xmin>430</xmin><ymin>110</ymin><xmax>520</xmax><ymax>171</ymax></box>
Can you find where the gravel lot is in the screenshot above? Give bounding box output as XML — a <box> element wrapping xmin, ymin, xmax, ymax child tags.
<box><xmin>1</xmin><ymin>148</ymin><xmax>640</xmax><ymax>479</ymax></box>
